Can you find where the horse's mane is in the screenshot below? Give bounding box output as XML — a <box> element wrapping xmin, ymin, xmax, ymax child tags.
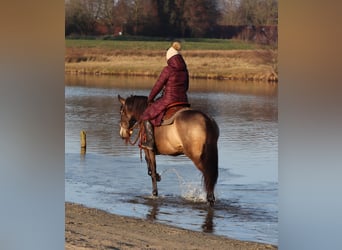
<box><xmin>125</xmin><ymin>95</ymin><xmax>148</xmax><ymax>117</ymax></box>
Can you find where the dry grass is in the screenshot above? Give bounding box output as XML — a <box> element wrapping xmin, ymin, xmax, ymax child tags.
<box><xmin>65</xmin><ymin>47</ymin><xmax>278</xmax><ymax>82</ymax></box>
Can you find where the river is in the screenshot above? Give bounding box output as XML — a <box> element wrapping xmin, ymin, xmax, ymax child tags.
<box><xmin>65</xmin><ymin>74</ymin><xmax>278</xmax><ymax>245</ymax></box>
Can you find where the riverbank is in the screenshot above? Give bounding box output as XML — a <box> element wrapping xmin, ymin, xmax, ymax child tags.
<box><xmin>65</xmin><ymin>40</ymin><xmax>278</xmax><ymax>82</ymax></box>
<box><xmin>65</xmin><ymin>202</ymin><xmax>277</xmax><ymax>249</ymax></box>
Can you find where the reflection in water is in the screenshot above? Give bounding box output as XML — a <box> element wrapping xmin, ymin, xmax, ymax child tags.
<box><xmin>65</xmin><ymin>74</ymin><xmax>278</xmax><ymax>245</ymax></box>
<box><xmin>146</xmin><ymin>199</ymin><xmax>159</xmax><ymax>221</ymax></box>
<box><xmin>129</xmin><ymin>196</ymin><xmax>215</xmax><ymax>234</ymax></box>
<box><xmin>80</xmin><ymin>147</ymin><xmax>86</xmax><ymax>157</ymax></box>
<box><xmin>124</xmin><ymin>193</ymin><xmax>277</xmax><ymax>236</ymax></box>
<box><xmin>65</xmin><ymin>74</ymin><xmax>277</xmax><ymax>97</ymax></box>
<box><xmin>202</xmin><ymin>208</ymin><xmax>214</xmax><ymax>233</ymax></box>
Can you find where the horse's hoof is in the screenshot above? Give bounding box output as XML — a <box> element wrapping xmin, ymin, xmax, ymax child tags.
<box><xmin>152</xmin><ymin>190</ymin><xmax>158</xmax><ymax>196</ymax></box>
<box><xmin>156</xmin><ymin>173</ymin><xmax>161</xmax><ymax>182</ymax></box>
<box><xmin>208</xmin><ymin>200</ymin><xmax>215</xmax><ymax>207</ymax></box>
<box><xmin>207</xmin><ymin>194</ymin><xmax>215</xmax><ymax>207</ymax></box>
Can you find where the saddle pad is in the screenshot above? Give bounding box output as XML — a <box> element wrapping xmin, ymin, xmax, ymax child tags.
<box><xmin>161</xmin><ymin>107</ymin><xmax>191</xmax><ymax>126</ymax></box>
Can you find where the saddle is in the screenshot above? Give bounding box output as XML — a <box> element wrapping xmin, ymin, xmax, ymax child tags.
<box><xmin>140</xmin><ymin>102</ymin><xmax>190</xmax><ymax>149</ymax></box>
<box><xmin>161</xmin><ymin>102</ymin><xmax>191</xmax><ymax>126</ymax></box>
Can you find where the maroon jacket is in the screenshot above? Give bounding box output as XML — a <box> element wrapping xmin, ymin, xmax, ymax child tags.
<box><xmin>141</xmin><ymin>54</ymin><xmax>189</xmax><ymax>125</ymax></box>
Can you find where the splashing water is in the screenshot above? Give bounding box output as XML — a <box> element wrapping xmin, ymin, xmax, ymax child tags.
<box><xmin>181</xmin><ymin>182</ymin><xmax>207</xmax><ymax>202</ymax></box>
<box><xmin>160</xmin><ymin>168</ymin><xmax>207</xmax><ymax>203</ymax></box>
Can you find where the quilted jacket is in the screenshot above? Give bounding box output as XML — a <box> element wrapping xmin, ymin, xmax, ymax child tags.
<box><xmin>141</xmin><ymin>54</ymin><xmax>189</xmax><ymax>125</ymax></box>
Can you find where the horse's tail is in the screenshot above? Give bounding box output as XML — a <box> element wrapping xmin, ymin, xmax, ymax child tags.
<box><xmin>201</xmin><ymin>116</ymin><xmax>219</xmax><ymax>196</ymax></box>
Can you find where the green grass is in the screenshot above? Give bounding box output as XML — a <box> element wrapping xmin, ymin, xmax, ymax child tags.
<box><xmin>65</xmin><ymin>37</ymin><xmax>260</xmax><ymax>51</ymax></box>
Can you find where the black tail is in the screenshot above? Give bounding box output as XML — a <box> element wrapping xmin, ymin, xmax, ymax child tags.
<box><xmin>201</xmin><ymin>117</ymin><xmax>219</xmax><ymax>196</ymax></box>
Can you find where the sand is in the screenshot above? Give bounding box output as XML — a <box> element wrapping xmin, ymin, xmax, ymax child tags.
<box><xmin>65</xmin><ymin>202</ymin><xmax>277</xmax><ymax>250</ymax></box>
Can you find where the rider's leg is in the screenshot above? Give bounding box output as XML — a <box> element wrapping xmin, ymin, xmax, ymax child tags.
<box><xmin>142</xmin><ymin>120</ymin><xmax>154</xmax><ymax>151</ymax></box>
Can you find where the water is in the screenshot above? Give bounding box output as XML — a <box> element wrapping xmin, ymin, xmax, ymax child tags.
<box><xmin>65</xmin><ymin>74</ymin><xmax>278</xmax><ymax>245</ymax></box>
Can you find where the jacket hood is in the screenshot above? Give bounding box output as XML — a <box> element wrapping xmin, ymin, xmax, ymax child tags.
<box><xmin>167</xmin><ymin>54</ymin><xmax>187</xmax><ymax>71</ymax></box>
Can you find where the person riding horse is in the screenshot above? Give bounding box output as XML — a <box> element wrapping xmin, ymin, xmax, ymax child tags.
<box><xmin>140</xmin><ymin>41</ymin><xmax>189</xmax><ymax>151</ymax></box>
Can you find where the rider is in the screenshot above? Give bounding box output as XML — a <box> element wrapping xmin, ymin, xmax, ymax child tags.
<box><xmin>140</xmin><ymin>40</ymin><xmax>189</xmax><ymax>151</ymax></box>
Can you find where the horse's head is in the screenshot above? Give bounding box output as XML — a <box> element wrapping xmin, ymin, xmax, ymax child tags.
<box><xmin>118</xmin><ymin>94</ymin><xmax>149</xmax><ymax>139</ymax></box>
<box><xmin>118</xmin><ymin>95</ymin><xmax>137</xmax><ymax>139</ymax></box>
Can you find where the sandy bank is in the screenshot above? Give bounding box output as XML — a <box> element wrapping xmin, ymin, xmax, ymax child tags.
<box><xmin>65</xmin><ymin>202</ymin><xmax>277</xmax><ymax>250</ymax></box>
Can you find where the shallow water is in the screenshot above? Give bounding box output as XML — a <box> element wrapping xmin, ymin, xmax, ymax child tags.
<box><xmin>65</xmin><ymin>74</ymin><xmax>278</xmax><ymax>245</ymax></box>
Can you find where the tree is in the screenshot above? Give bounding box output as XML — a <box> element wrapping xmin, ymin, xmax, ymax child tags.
<box><xmin>65</xmin><ymin>0</ymin><xmax>117</xmax><ymax>35</ymax></box>
<box><xmin>65</xmin><ymin>0</ymin><xmax>277</xmax><ymax>38</ymax></box>
<box><xmin>151</xmin><ymin>0</ymin><xmax>220</xmax><ymax>37</ymax></box>
<box><xmin>112</xmin><ymin>0</ymin><xmax>130</xmax><ymax>34</ymax></box>
<box><xmin>218</xmin><ymin>0</ymin><xmax>277</xmax><ymax>26</ymax></box>
<box><xmin>183</xmin><ymin>0</ymin><xmax>220</xmax><ymax>37</ymax></box>
<box><xmin>218</xmin><ymin>0</ymin><xmax>240</xmax><ymax>25</ymax></box>
<box><xmin>65</xmin><ymin>0</ymin><xmax>97</xmax><ymax>35</ymax></box>
<box><xmin>138</xmin><ymin>0</ymin><xmax>160</xmax><ymax>36</ymax></box>
<box><xmin>97</xmin><ymin>0</ymin><xmax>115</xmax><ymax>34</ymax></box>
<box><xmin>236</xmin><ymin>0</ymin><xmax>278</xmax><ymax>25</ymax></box>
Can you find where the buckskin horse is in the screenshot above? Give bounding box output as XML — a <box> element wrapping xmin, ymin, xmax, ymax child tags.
<box><xmin>117</xmin><ymin>95</ymin><xmax>219</xmax><ymax>206</ymax></box>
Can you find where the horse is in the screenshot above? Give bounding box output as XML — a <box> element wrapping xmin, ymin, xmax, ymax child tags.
<box><xmin>117</xmin><ymin>94</ymin><xmax>219</xmax><ymax>206</ymax></box>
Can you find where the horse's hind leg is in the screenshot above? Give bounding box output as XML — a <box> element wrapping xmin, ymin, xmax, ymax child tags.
<box><xmin>207</xmin><ymin>192</ymin><xmax>215</xmax><ymax>207</ymax></box>
<box><xmin>190</xmin><ymin>144</ymin><xmax>218</xmax><ymax>207</ymax></box>
<box><xmin>144</xmin><ymin>149</ymin><xmax>160</xmax><ymax>197</ymax></box>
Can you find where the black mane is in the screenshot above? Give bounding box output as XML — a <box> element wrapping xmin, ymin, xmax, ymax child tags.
<box><xmin>125</xmin><ymin>95</ymin><xmax>148</xmax><ymax>118</ymax></box>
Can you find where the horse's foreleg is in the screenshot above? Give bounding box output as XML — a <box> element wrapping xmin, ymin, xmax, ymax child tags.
<box><xmin>144</xmin><ymin>149</ymin><xmax>160</xmax><ymax>197</ymax></box>
<box><xmin>144</xmin><ymin>151</ymin><xmax>161</xmax><ymax>182</ymax></box>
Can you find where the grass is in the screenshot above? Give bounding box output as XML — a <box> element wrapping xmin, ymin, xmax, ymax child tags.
<box><xmin>65</xmin><ymin>38</ymin><xmax>261</xmax><ymax>50</ymax></box>
<box><xmin>65</xmin><ymin>38</ymin><xmax>278</xmax><ymax>82</ymax></box>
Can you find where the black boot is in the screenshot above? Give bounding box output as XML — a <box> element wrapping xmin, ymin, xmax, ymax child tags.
<box><xmin>142</xmin><ymin>120</ymin><xmax>154</xmax><ymax>150</ymax></box>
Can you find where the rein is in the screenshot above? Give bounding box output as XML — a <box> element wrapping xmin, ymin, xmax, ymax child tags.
<box><xmin>127</xmin><ymin>121</ymin><xmax>142</xmax><ymax>146</ymax></box>
<box><xmin>126</xmin><ymin>121</ymin><xmax>144</xmax><ymax>162</ymax></box>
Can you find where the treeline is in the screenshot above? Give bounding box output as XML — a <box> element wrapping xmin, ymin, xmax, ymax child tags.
<box><xmin>65</xmin><ymin>0</ymin><xmax>278</xmax><ymax>40</ymax></box>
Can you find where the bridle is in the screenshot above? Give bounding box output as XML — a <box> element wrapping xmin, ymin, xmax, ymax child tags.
<box><xmin>119</xmin><ymin>104</ymin><xmax>142</xmax><ymax>146</ymax></box>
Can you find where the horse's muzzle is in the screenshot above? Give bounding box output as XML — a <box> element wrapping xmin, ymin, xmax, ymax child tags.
<box><xmin>119</xmin><ymin>126</ymin><xmax>132</xmax><ymax>139</ymax></box>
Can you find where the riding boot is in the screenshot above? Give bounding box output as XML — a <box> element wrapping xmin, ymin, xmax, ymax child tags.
<box><xmin>142</xmin><ymin>120</ymin><xmax>155</xmax><ymax>151</ymax></box>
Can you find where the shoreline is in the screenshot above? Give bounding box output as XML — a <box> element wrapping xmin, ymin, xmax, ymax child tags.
<box><xmin>64</xmin><ymin>70</ymin><xmax>277</xmax><ymax>82</ymax></box>
<box><xmin>65</xmin><ymin>202</ymin><xmax>277</xmax><ymax>249</ymax></box>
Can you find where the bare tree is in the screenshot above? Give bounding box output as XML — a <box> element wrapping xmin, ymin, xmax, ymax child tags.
<box><xmin>65</xmin><ymin>0</ymin><xmax>277</xmax><ymax>37</ymax></box>
<box><xmin>112</xmin><ymin>0</ymin><xmax>131</xmax><ymax>34</ymax></box>
<box><xmin>218</xmin><ymin>0</ymin><xmax>277</xmax><ymax>26</ymax></box>
<box><xmin>65</xmin><ymin>0</ymin><xmax>97</xmax><ymax>35</ymax></box>
<box><xmin>97</xmin><ymin>0</ymin><xmax>115</xmax><ymax>34</ymax></box>
<box><xmin>218</xmin><ymin>0</ymin><xmax>240</xmax><ymax>25</ymax></box>
<box><xmin>236</xmin><ymin>0</ymin><xmax>277</xmax><ymax>25</ymax></box>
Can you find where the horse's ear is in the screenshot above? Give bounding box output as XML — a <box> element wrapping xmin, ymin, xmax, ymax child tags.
<box><xmin>118</xmin><ymin>95</ymin><xmax>125</xmax><ymax>105</ymax></box>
